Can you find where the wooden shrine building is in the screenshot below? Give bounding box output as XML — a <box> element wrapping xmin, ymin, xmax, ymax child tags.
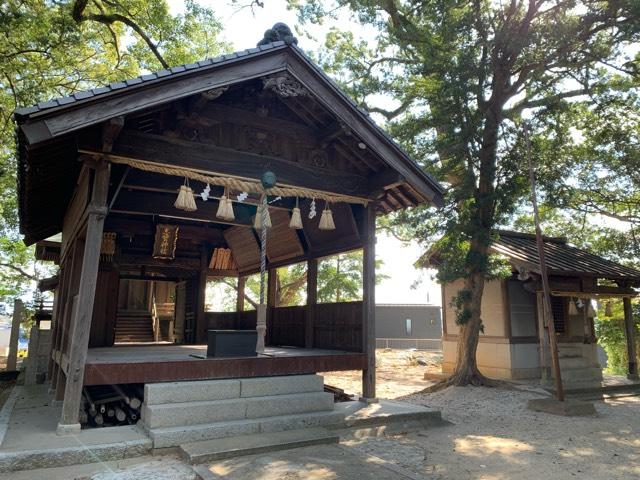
<box><xmin>16</xmin><ymin>35</ymin><xmax>443</xmax><ymax>433</ymax></box>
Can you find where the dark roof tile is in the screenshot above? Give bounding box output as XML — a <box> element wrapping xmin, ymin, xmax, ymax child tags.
<box><xmin>91</xmin><ymin>86</ymin><xmax>110</xmax><ymax>95</ymax></box>
<box><xmin>73</xmin><ymin>91</ymin><xmax>93</xmax><ymax>100</ymax></box>
<box><xmin>140</xmin><ymin>74</ymin><xmax>157</xmax><ymax>81</ymax></box>
<box><xmin>125</xmin><ymin>77</ymin><xmax>143</xmax><ymax>86</ymax></box>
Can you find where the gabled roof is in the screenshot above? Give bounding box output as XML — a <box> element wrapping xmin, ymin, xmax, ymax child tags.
<box><xmin>15</xmin><ymin>41</ymin><xmax>444</xmax><ymax>245</ymax></box>
<box><xmin>490</xmin><ymin>231</ymin><xmax>640</xmax><ymax>283</ymax></box>
<box><xmin>418</xmin><ymin>230</ymin><xmax>640</xmax><ymax>284</ymax></box>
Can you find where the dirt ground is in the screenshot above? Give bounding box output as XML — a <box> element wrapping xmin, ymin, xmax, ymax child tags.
<box><xmin>323</xmin><ymin>348</ymin><xmax>442</xmax><ymax>398</ymax></box>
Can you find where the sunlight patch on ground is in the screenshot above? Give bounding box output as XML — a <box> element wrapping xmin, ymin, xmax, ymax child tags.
<box><xmin>454</xmin><ymin>435</ymin><xmax>534</xmax><ymax>460</ymax></box>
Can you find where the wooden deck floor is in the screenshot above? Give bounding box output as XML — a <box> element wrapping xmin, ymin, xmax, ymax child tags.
<box><xmin>84</xmin><ymin>345</ymin><xmax>365</xmax><ymax>385</ymax></box>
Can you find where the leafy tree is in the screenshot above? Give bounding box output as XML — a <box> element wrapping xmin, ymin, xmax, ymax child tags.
<box><xmin>0</xmin><ymin>0</ymin><xmax>228</xmax><ymax>302</ymax></box>
<box><xmin>289</xmin><ymin>0</ymin><xmax>640</xmax><ymax>386</ymax></box>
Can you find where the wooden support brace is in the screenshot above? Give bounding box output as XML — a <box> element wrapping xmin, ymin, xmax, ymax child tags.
<box><xmin>57</xmin><ymin>161</ymin><xmax>110</xmax><ymax>434</ymax></box>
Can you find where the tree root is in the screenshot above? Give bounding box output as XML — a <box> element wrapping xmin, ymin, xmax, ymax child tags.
<box><xmin>422</xmin><ymin>371</ymin><xmax>509</xmax><ymax>393</ymax></box>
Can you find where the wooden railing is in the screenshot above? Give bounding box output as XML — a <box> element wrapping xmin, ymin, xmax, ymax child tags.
<box><xmin>205</xmin><ymin>301</ymin><xmax>363</xmax><ymax>352</ymax></box>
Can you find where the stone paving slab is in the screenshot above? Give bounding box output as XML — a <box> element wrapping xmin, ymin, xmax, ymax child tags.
<box><xmin>180</xmin><ymin>427</ymin><xmax>338</xmax><ymax>464</ymax></box>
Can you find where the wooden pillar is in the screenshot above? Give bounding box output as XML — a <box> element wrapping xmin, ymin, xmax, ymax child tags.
<box><xmin>361</xmin><ymin>203</ymin><xmax>377</xmax><ymax>401</ymax></box>
<box><xmin>236</xmin><ymin>276</ymin><xmax>246</xmax><ymax>312</ymax></box>
<box><xmin>6</xmin><ymin>299</ymin><xmax>23</xmax><ymax>371</ymax></box>
<box><xmin>267</xmin><ymin>268</ymin><xmax>278</xmax><ymax>308</ymax></box>
<box><xmin>623</xmin><ymin>297</ymin><xmax>638</xmax><ymax>379</ymax></box>
<box><xmin>57</xmin><ymin>161</ymin><xmax>110</xmax><ymax>434</ymax></box>
<box><xmin>305</xmin><ymin>259</ymin><xmax>318</xmax><ymax>348</ymax></box>
<box><xmin>196</xmin><ymin>248</ymin><xmax>208</xmax><ymax>343</ymax></box>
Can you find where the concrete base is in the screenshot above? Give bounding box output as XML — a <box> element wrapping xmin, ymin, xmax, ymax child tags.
<box><xmin>55</xmin><ymin>423</ymin><xmax>81</xmax><ymax>436</ymax></box>
<box><xmin>527</xmin><ymin>398</ymin><xmax>597</xmax><ymax>417</ymax></box>
<box><xmin>179</xmin><ymin>427</ymin><xmax>338</xmax><ymax>464</ymax></box>
<box><xmin>627</xmin><ymin>374</ymin><xmax>639</xmax><ymax>381</ymax></box>
<box><xmin>358</xmin><ymin>396</ymin><xmax>379</xmax><ymax>404</ymax></box>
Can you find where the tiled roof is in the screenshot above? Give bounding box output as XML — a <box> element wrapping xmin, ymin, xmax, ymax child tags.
<box><xmin>491</xmin><ymin>231</ymin><xmax>640</xmax><ymax>281</ymax></box>
<box><xmin>15</xmin><ymin>41</ymin><xmax>288</xmax><ymax>117</ymax></box>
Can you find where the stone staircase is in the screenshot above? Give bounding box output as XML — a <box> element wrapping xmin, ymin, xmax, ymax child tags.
<box><xmin>546</xmin><ymin>343</ymin><xmax>603</xmax><ymax>392</ymax></box>
<box><xmin>141</xmin><ymin>374</ymin><xmax>345</xmax><ymax>449</ymax></box>
<box><xmin>115</xmin><ymin>310</ymin><xmax>154</xmax><ymax>343</ymax></box>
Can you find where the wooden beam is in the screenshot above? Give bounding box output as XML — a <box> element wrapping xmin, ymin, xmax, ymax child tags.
<box><xmin>305</xmin><ymin>259</ymin><xmax>318</xmax><ymax>348</ymax></box>
<box><xmin>368</xmin><ymin>169</ymin><xmax>405</xmax><ymax>195</ymax></box>
<box><xmin>117</xmin><ymin>254</ymin><xmax>201</xmax><ymax>271</ymax></box>
<box><xmin>195</xmin><ymin>104</ymin><xmax>318</xmax><ymax>142</ymax></box>
<box><xmin>81</xmin><ymin>130</ymin><xmax>371</xmax><ymax>198</ymax></box>
<box><xmin>623</xmin><ymin>298</ymin><xmax>638</xmax><ymax>379</ymax></box>
<box><xmin>361</xmin><ymin>203</ymin><xmax>376</xmax><ymax>401</ymax></box>
<box><xmin>58</xmin><ymin>160</ymin><xmax>110</xmax><ymax>433</ymax></box>
<box><xmin>102</xmin><ymin>116</ymin><xmax>124</xmax><ymax>152</ymax></box>
<box><xmin>111</xmin><ymin>190</ymin><xmax>254</xmax><ymax>227</ymax></box>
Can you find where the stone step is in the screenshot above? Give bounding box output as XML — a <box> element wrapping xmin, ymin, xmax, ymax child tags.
<box><xmin>142</xmin><ymin>391</ymin><xmax>335</xmax><ymax>429</ymax></box>
<box><xmin>149</xmin><ymin>410</ymin><xmax>345</xmax><ymax>448</ymax></box>
<box><xmin>559</xmin><ymin>356</ymin><xmax>592</xmax><ymax>369</ymax></box>
<box><xmin>557</xmin><ymin>345</ymin><xmax>583</xmax><ymax>358</ymax></box>
<box><xmin>550</xmin><ymin>367</ymin><xmax>603</xmax><ymax>382</ymax></box>
<box><xmin>179</xmin><ymin>428</ymin><xmax>339</xmax><ymax>464</ymax></box>
<box><xmin>144</xmin><ymin>375</ymin><xmax>324</xmax><ymax>406</ymax></box>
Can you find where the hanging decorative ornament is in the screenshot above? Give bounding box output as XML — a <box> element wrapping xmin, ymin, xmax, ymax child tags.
<box><xmin>289</xmin><ymin>197</ymin><xmax>303</xmax><ymax>229</ymax></box>
<box><xmin>318</xmin><ymin>201</ymin><xmax>336</xmax><ymax>230</ymax></box>
<box><xmin>237</xmin><ymin>192</ymin><xmax>248</xmax><ymax>203</ymax></box>
<box><xmin>174</xmin><ymin>179</ymin><xmax>197</xmax><ymax>212</ymax></box>
<box><xmin>575</xmin><ymin>298</ymin><xmax>584</xmax><ymax>309</ymax></box>
<box><xmin>216</xmin><ymin>187</ymin><xmax>235</xmax><ymax>221</ymax></box>
<box><xmin>200</xmin><ymin>183</ymin><xmax>211</xmax><ymax>201</ymax></box>
<box><xmin>605</xmin><ymin>301</ymin><xmax>613</xmax><ymax>317</ymax></box>
<box><xmin>568</xmin><ymin>298</ymin><xmax>578</xmax><ymax>316</ymax></box>
<box><xmin>309</xmin><ymin>198</ymin><xmax>317</xmax><ymax>219</ymax></box>
<box><xmin>254</xmin><ymin>199</ymin><xmax>272</xmax><ymax>229</ymax></box>
<box><xmin>587</xmin><ymin>300</ymin><xmax>596</xmax><ymax>318</ymax></box>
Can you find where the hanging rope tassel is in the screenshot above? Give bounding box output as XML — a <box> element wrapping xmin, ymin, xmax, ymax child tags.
<box><xmin>254</xmin><ymin>196</ymin><xmax>272</xmax><ymax>229</ymax></box>
<box><xmin>318</xmin><ymin>201</ymin><xmax>335</xmax><ymax>230</ymax></box>
<box><xmin>174</xmin><ymin>179</ymin><xmax>197</xmax><ymax>212</ymax></box>
<box><xmin>216</xmin><ymin>187</ymin><xmax>235</xmax><ymax>221</ymax></box>
<box><xmin>289</xmin><ymin>197</ymin><xmax>303</xmax><ymax>229</ymax></box>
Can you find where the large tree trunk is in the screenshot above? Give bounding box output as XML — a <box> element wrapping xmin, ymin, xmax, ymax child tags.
<box><xmin>450</xmin><ymin>271</ymin><xmax>486</xmax><ymax>385</ymax></box>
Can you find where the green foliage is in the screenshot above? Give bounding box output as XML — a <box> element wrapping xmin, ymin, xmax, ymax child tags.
<box><xmin>0</xmin><ymin>0</ymin><xmax>228</xmax><ymax>302</ymax></box>
<box><xmin>595</xmin><ymin>300</ymin><xmax>640</xmax><ymax>375</ymax></box>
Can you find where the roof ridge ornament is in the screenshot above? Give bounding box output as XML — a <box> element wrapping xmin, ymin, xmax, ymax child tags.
<box><xmin>262</xmin><ymin>73</ymin><xmax>308</xmax><ymax>98</ymax></box>
<box><xmin>257</xmin><ymin>22</ymin><xmax>298</xmax><ymax>47</ymax></box>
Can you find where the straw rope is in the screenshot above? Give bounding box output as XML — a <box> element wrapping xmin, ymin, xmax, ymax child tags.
<box><xmin>107</xmin><ymin>156</ymin><xmax>369</xmax><ymax>205</ymax></box>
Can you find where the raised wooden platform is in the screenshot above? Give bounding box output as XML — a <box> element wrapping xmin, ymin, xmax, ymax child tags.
<box><xmin>84</xmin><ymin>345</ymin><xmax>365</xmax><ymax>385</ymax></box>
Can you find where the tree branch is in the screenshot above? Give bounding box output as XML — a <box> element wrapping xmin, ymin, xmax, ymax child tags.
<box><xmin>0</xmin><ymin>263</ymin><xmax>37</xmax><ymax>281</ymax></box>
<box><xmin>72</xmin><ymin>0</ymin><xmax>169</xmax><ymax>69</ymax></box>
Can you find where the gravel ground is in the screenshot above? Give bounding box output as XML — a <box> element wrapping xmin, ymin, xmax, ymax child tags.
<box><xmin>344</xmin><ymin>385</ymin><xmax>640</xmax><ymax>479</ymax></box>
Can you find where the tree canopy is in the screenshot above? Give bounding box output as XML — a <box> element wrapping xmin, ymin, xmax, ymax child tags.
<box><xmin>0</xmin><ymin>0</ymin><xmax>228</xmax><ymax>300</ymax></box>
<box><xmin>289</xmin><ymin>0</ymin><xmax>640</xmax><ymax>385</ymax></box>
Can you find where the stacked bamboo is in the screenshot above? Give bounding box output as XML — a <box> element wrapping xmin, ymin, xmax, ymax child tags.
<box><xmin>81</xmin><ymin>385</ymin><xmax>143</xmax><ymax>428</ymax></box>
<box><xmin>209</xmin><ymin>248</ymin><xmax>237</xmax><ymax>271</ymax></box>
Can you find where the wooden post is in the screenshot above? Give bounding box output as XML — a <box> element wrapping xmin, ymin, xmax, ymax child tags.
<box><xmin>305</xmin><ymin>259</ymin><xmax>318</xmax><ymax>348</ymax></box>
<box><xmin>623</xmin><ymin>297</ymin><xmax>638</xmax><ymax>380</ymax></box>
<box><xmin>57</xmin><ymin>161</ymin><xmax>110</xmax><ymax>434</ymax></box>
<box><xmin>267</xmin><ymin>268</ymin><xmax>278</xmax><ymax>308</ymax></box>
<box><xmin>236</xmin><ymin>276</ymin><xmax>246</xmax><ymax>312</ymax></box>
<box><xmin>526</xmin><ymin>125</ymin><xmax>564</xmax><ymax>401</ymax></box>
<box><xmin>361</xmin><ymin>203</ymin><xmax>377</xmax><ymax>402</ymax></box>
<box><xmin>6</xmin><ymin>299</ymin><xmax>23</xmax><ymax>371</ymax></box>
<box><xmin>195</xmin><ymin>248</ymin><xmax>208</xmax><ymax>343</ymax></box>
